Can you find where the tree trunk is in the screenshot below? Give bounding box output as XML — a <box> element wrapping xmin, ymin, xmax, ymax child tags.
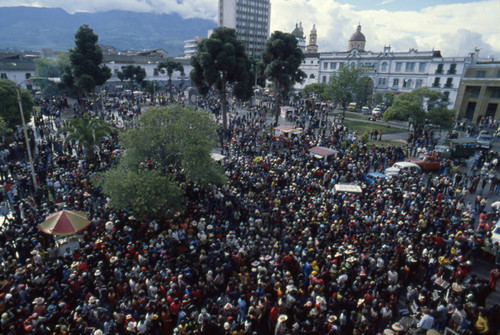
<box><xmin>274</xmin><ymin>82</ymin><xmax>280</xmax><ymax>127</ymax></box>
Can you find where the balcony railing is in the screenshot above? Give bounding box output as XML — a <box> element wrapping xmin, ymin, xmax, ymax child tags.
<box><xmin>447</xmin><ymin>69</ymin><xmax>456</xmax><ymax>74</ymax></box>
<box><xmin>435</xmin><ymin>69</ymin><xmax>443</xmax><ymax>74</ymax></box>
<box><xmin>444</xmin><ymin>83</ymin><xmax>453</xmax><ymax>88</ymax></box>
<box><xmin>432</xmin><ymin>83</ymin><xmax>440</xmax><ymax>88</ymax></box>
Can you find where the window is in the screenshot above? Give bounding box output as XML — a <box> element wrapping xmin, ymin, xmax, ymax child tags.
<box><xmin>323</xmin><ymin>62</ymin><xmax>328</xmax><ymax>69</ymax></box>
<box><xmin>377</xmin><ymin>78</ymin><xmax>387</xmax><ymax>86</ymax></box>
<box><xmin>469</xmin><ymin>86</ymin><xmax>481</xmax><ymax>98</ymax></box>
<box><xmin>0</xmin><ymin>73</ymin><xmax>7</xmax><ymax>79</ymax></box>
<box><xmin>393</xmin><ymin>79</ymin><xmax>399</xmax><ymax>87</ymax></box>
<box><xmin>322</xmin><ymin>76</ymin><xmax>327</xmax><ymax>83</ymax></box>
<box><xmin>415</xmin><ymin>79</ymin><xmax>423</xmax><ymax>88</ymax></box>
<box><xmin>395</xmin><ymin>63</ymin><xmax>402</xmax><ymax>72</ymax></box>
<box><xmin>477</xmin><ymin>71</ymin><xmax>486</xmax><ymax>78</ymax></box>
<box><xmin>418</xmin><ymin>63</ymin><xmax>426</xmax><ymax>73</ymax></box>
<box><xmin>491</xmin><ymin>87</ymin><xmax>500</xmax><ymax>98</ymax></box>
<box><xmin>381</xmin><ymin>62</ymin><xmax>388</xmax><ymax>72</ymax></box>
<box><xmin>25</xmin><ymin>73</ymin><xmax>32</xmax><ymax>79</ymax></box>
<box><xmin>436</xmin><ymin>64</ymin><xmax>443</xmax><ymax>74</ymax></box>
<box><xmin>443</xmin><ymin>92</ymin><xmax>450</xmax><ymax>101</ymax></box>
<box><xmin>309</xmin><ymin>74</ymin><xmax>315</xmax><ymax>79</ymax></box>
<box><xmin>339</xmin><ymin>63</ymin><xmax>345</xmax><ymax>68</ymax></box>
<box><xmin>153</xmin><ymin>68</ymin><xmax>159</xmax><ymax>76</ymax></box>
<box><xmin>405</xmin><ymin>62</ymin><xmax>415</xmax><ymax>72</ymax></box>
<box><xmin>402</xmin><ymin>79</ymin><xmax>413</xmax><ymax>88</ymax></box>
<box><xmin>445</xmin><ymin>78</ymin><xmax>453</xmax><ymax>88</ymax></box>
<box><xmin>448</xmin><ymin>63</ymin><xmax>457</xmax><ymax>74</ymax></box>
<box><xmin>432</xmin><ymin>77</ymin><xmax>440</xmax><ymax>87</ymax></box>
<box><xmin>497</xmin><ymin>71</ymin><xmax>500</xmax><ymax>78</ymax></box>
<box><xmin>330</xmin><ymin>62</ymin><xmax>336</xmax><ymax>70</ymax></box>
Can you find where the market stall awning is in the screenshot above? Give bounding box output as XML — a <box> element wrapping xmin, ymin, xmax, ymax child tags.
<box><xmin>334</xmin><ymin>184</ymin><xmax>362</xmax><ymax>193</ymax></box>
<box><xmin>210</xmin><ymin>153</ymin><xmax>225</xmax><ymax>162</ymax></box>
<box><xmin>309</xmin><ymin>146</ymin><xmax>337</xmax><ymax>157</ymax></box>
<box><xmin>38</xmin><ymin>210</ymin><xmax>91</xmax><ymax>236</ymax></box>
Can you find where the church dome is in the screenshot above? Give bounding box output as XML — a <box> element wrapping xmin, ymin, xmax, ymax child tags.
<box><xmin>349</xmin><ymin>24</ymin><xmax>366</xmax><ymax>42</ymax></box>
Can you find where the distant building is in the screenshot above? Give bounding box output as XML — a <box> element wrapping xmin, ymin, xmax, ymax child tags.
<box><xmin>218</xmin><ymin>0</ymin><xmax>271</xmax><ymax>60</ymax></box>
<box><xmin>306</xmin><ymin>25</ymin><xmax>318</xmax><ymax>54</ymax></box>
<box><xmin>454</xmin><ymin>60</ymin><xmax>500</xmax><ymax>122</ymax></box>
<box><xmin>0</xmin><ymin>51</ymin><xmax>37</xmax><ymax>88</ymax></box>
<box><xmin>297</xmin><ymin>24</ymin><xmax>475</xmax><ymax>110</ymax></box>
<box><xmin>290</xmin><ymin>23</ymin><xmax>306</xmax><ymax>54</ymax></box>
<box><xmin>183</xmin><ymin>36</ymin><xmax>204</xmax><ymax>59</ymax></box>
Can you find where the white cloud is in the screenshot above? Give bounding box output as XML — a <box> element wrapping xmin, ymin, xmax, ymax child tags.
<box><xmin>0</xmin><ymin>0</ymin><xmax>498</xmax><ymax>57</ymax></box>
<box><xmin>271</xmin><ymin>0</ymin><xmax>499</xmax><ymax>57</ymax></box>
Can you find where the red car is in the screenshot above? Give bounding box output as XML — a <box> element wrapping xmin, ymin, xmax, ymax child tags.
<box><xmin>407</xmin><ymin>154</ymin><xmax>441</xmax><ymax>170</ymax></box>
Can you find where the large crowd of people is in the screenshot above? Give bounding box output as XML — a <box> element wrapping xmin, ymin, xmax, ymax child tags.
<box><xmin>0</xmin><ymin>90</ymin><xmax>499</xmax><ymax>335</ymax></box>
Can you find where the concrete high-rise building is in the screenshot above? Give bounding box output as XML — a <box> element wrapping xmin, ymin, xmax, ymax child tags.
<box><xmin>218</xmin><ymin>0</ymin><xmax>271</xmax><ymax>60</ymax></box>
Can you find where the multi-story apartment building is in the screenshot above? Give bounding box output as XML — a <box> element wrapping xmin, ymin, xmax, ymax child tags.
<box><xmin>218</xmin><ymin>0</ymin><xmax>271</xmax><ymax>60</ymax></box>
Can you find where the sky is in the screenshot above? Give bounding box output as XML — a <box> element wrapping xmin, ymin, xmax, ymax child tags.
<box><xmin>0</xmin><ymin>0</ymin><xmax>498</xmax><ymax>58</ymax></box>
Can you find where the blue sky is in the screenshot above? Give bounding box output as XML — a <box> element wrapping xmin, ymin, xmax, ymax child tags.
<box><xmin>0</xmin><ymin>0</ymin><xmax>498</xmax><ymax>58</ymax></box>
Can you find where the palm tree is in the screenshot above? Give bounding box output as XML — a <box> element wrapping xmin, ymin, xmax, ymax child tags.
<box><xmin>58</xmin><ymin>117</ymin><xmax>115</xmax><ymax>161</ymax></box>
<box><xmin>157</xmin><ymin>59</ymin><xmax>184</xmax><ymax>97</ymax></box>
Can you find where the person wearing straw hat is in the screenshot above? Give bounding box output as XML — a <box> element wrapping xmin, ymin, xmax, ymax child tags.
<box><xmin>275</xmin><ymin>314</ymin><xmax>288</xmax><ymax>335</ymax></box>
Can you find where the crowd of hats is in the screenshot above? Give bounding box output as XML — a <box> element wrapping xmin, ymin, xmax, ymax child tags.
<box><xmin>0</xmin><ymin>98</ymin><xmax>499</xmax><ymax>335</ymax></box>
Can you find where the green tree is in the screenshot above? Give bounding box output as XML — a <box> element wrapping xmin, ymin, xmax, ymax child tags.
<box><xmin>383</xmin><ymin>87</ymin><xmax>453</xmax><ymax>129</ymax></box>
<box><xmin>62</xmin><ymin>25</ymin><xmax>111</xmax><ymax>98</ymax></box>
<box><xmin>323</xmin><ymin>66</ymin><xmax>369</xmax><ymax>113</ymax></box>
<box><xmin>262</xmin><ymin>31</ymin><xmax>306</xmax><ymax>125</ymax></box>
<box><xmin>0</xmin><ymin>80</ymin><xmax>34</xmax><ymax>130</ymax></box>
<box><xmin>384</xmin><ymin>92</ymin><xmax>395</xmax><ymax>108</ymax></box>
<box><xmin>117</xmin><ymin>65</ymin><xmax>146</xmax><ymax>90</ymax></box>
<box><xmin>96</xmin><ymin>105</ymin><xmax>225</xmax><ymax>219</ymax></box>
<box><xmin>58</xmin><ymin>117</ymin><xmax>116</xmax><ymax>161</ymax></box>
<box><xmin>34</xmin><ymin>53</ymin><xmax>78</xmax><ymax>97</ymax></box>
<box><xmin>157</xmin><ymin>59</ymin><xmax>184</xmax><ymax>96</ymax></box>
<box><xmin>190</xmin><ymin>27</ymin><xmax>253</xmax><ymax>131</ymax></box>
<box><xmin>302</xmin><ymin>83</ymin><xmax>327</xmax><ymax>100</ymax></box>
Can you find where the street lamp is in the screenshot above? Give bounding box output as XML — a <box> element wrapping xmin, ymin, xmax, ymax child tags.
<box><xmin>11</xmin><ymin>77</ymin><xmax>60</xmax><ymax>192</ymax></box>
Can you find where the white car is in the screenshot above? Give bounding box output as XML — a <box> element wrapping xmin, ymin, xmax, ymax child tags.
<box><xmin>372</xmin><ymin>107</ymin><xmax>382</xmax><ymax>117</ymax></box>
<box><xmin>384</xmin><ymin>162</ymin><xmax>422</xmax><ymax>176</ymax></box>
<box><xmin>491</xmin><ymin>219</ymin><xmax>500</xmax><ymax>247</ymax></box>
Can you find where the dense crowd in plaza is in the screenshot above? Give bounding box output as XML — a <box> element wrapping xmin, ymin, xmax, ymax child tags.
<box><xmin>0</xmin><ymin>90</ymin><xmax>499</xmax><ymax>335</ymax></box>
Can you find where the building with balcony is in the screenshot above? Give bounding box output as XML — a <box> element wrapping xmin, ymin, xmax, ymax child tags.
<box><xmin>296</xmin><ymin>25</ymin><xmax>476</xmax><ymax>109</ymax></box>
<box><xmin>454</xmin><ymin>61</ymin><xmax>500</xmax><ymax>122</ymax></box>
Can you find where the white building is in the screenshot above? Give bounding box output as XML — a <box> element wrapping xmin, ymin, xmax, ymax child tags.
<box><xmin>297</xmin><ymin>25</ymin><xmax>476</xmax><ymax>109</ymax></box>
<box><xmin>218</xmin><ymin>0</ymin><xmax>271</xmax><ymax>60</ymax></box>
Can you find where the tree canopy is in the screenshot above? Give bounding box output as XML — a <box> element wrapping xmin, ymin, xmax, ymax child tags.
<box><xmin>323</xmin><ymin>66</ymin><xmax>370</xmax><ymax>110</ymax></box>
<box><xmin>190</xmin><ymin>27</ymin><xmax>253</xmax><ymax>131</ymax></box>
<box><xmin>96</xmin><ymin>105</ymin><xmax>225</xmax><ymax>219</ymax></box>
<box><xmin>301</xmin><ymin>83</ymin><xmax>327</xmax><ymax>100</ymax></box>
<box><xmin>158</xmin><ymin>59</ymin><xmax>184</xmax><ymax>95</ymax></box>
<box><xmin>58</xmin><ymin>117</ymin><xmax>116</xmax><ymax>161</ymax></box>
<box><xmin>262</xmin><ymin>31</ymin><xmax>305</xmax><ymax>125</ymax></box>
<box><xmin>34</xmin><ymin>52</ymin><xmax>78</xmax><ymax>97</ymax></box>
<box><xmin>0</xmin><ymin>80</ymin><xmax>34</xmax><ymax>130</ymax></box>
<box><xmin>61</xmin><ymin>25</ymin><xmax>111</xmax><ymax>97</ymax></box>
<box><xmin>117</xmin><ymin>65</ymin><xmax>146</xmax><ymax>90</ymax></box>
<box><xmin>383</xmin><ymin>87</ymin><xmax>454</xmax><ymax>129</ymax></box>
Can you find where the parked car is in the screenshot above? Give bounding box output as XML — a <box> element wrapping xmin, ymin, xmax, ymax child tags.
<box><xmin>476</xmin><ymin>133</ymin><xmax>492</xmax><ymax>149</ymax></box>
<box><xmin>364</xmin><ymin>172</ymin><xmax>387</xmax><ymax>185</ymax></box>
<box><xmin>372</xmin><ymin>107</ymin><xmax>382</xmax><ymax>117</ymax></box>
<box><xmin>438</xmin><ymin>137</ymin><xmax>479</xmax><ymax>160</ymax></box>
<box><xmin>362</xmin><ymin>106</ymin><xmax>371</xmax><ymax>115</ymax></box>
<box><xmin>384</xmin><ymin>162</ymin><xmax>422</xmax><ymax>176</ymax></box>
<box><xmin>407</xmin><ymin>154</ymin><xmax>441</xmax><ymax>170</ymax></box>
<box><xmin>347</xmin><ymin>102</ymin><xmax>357</xmax><ymax>111</ymax></box>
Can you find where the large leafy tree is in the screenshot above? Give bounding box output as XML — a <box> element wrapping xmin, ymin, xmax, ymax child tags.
<box><xmin>157</xmin><ymin>59</ymin><xmax>184</xmax><ymax>96</ymax></box>
<box><xmin>190</xmin><ymin>27</ymin><xmax>253</xmax><ymax>131</ymax></box>
<box><xmin>62</xmin><ymin>25</ymin><xmax>111</xmax><ymax>98</ymax></box>
<box><xmin>323</xmin><ymin>66</ymin><xmax>370</xmax><ymax>113</ymax></box>
<box><xmin>117</xmin><ymin>65</ymin><xmax>146</xmax><ymax>90</ymax></box>
<box><xmin>34</xmin><ymin>53</ymin><xmax>78</xmax><ymax>97</ymax></box>
<box><xmin>96</xmin><ymin>105</ymin><xmax>225</xmax><ymax>219</ymax></box>
<box><xmin>302</xmin><ymin>83</ymin><xmax>327</xmax><ymax>100</ymax></box>
<box><xmin>262</xmin><ymin>31</ymin><xmax>306</xmax><ymax>125</ymax></box>
<box><xmin>58</xmin><ymin>117</ymin><xmax>116</xmax><ymax>161</ymax></box>
<box><xmin>0</xmin><ymin>79</ymin><xmax>33</xmax><ymax>130</ymax></box>
<box><xmin>383</xmin><ymin>87</ymin><xmax>454</xmax><ymax>129</ymax></box>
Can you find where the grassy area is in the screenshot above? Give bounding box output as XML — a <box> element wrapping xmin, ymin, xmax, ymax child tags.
<box><xmin>367</xmin><ymin>140</ymin><xmax>407</xmax><ymax>147</ymax></box>
<box><xmin>344</xmin><ymin>112</ymin><xmax>370</xmax><ymax>120</ymax></box>
<box><xmin>343</xmin><ymin>119</ymin><xmax>401</xmax><ymax>135</ymax></box>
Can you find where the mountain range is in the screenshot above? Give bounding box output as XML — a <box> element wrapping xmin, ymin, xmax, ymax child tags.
<box><xmin>0</xmin><ymin>6</ymin><xmax>217</xmax><ymax>56</ymax></box>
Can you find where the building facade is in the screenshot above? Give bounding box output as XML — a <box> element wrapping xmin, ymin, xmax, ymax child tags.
<box><xmin>296</xmin><ymin>25</ymin><xmax>476</xmax><ymax>110</ymax></box>
<box><xmin>454</xmin><ymin>61</ymin><xmax>500</xmax><ymax>122</ymax></box>
<box><xmin>218</xmin><ymin>0</ymin><xmax>271</xmax><ymax>60</ymax></box>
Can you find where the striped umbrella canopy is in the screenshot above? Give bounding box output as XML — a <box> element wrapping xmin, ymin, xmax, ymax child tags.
<box><xmin>37</xmin><ymin>210</ymin><xmax>90</xmax><ymax>236</ymax></box>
